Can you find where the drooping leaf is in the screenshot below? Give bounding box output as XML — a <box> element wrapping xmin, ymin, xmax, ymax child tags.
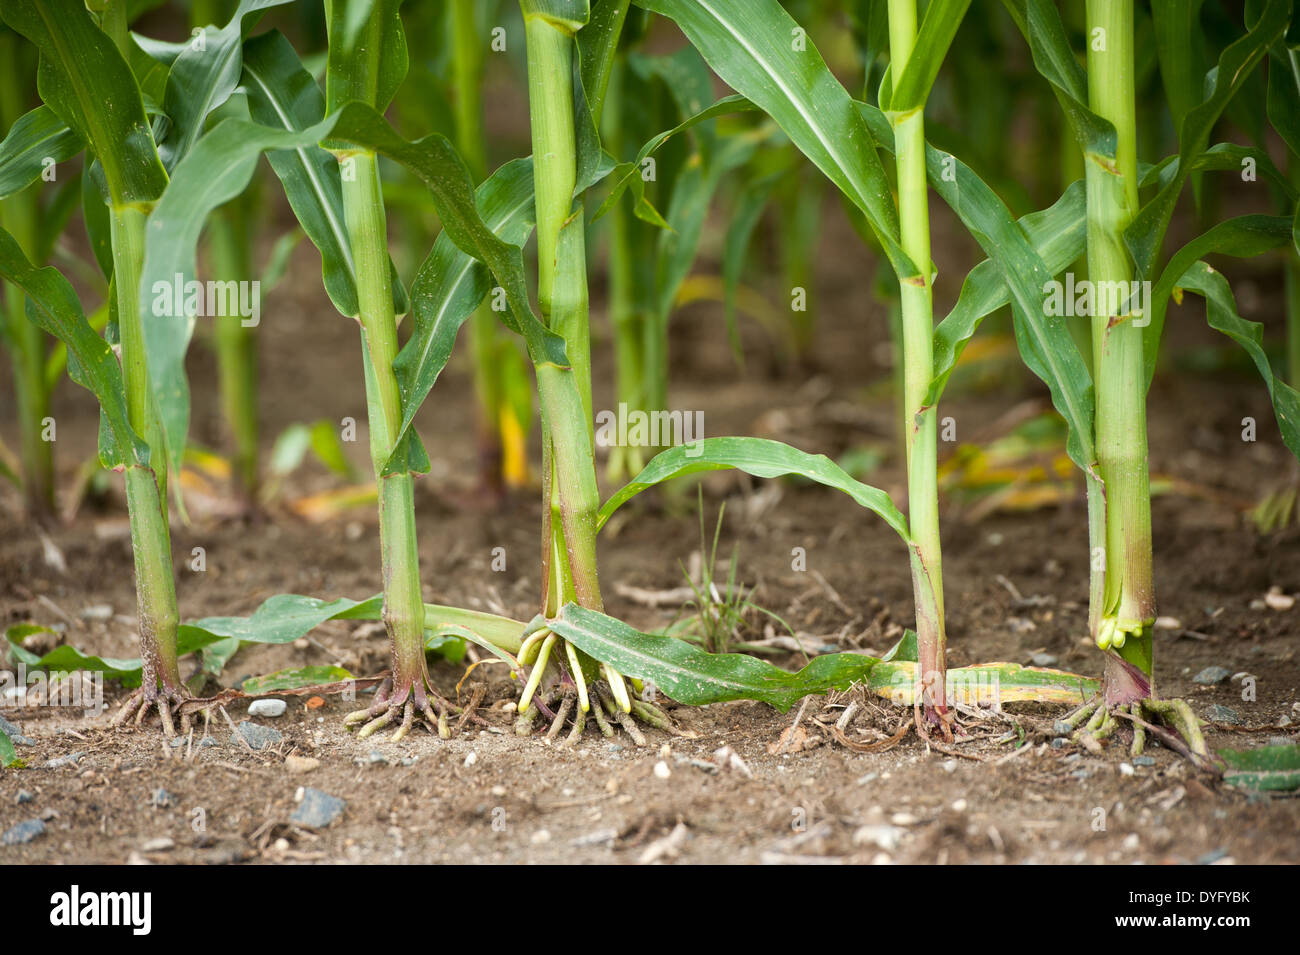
<box><xmin>324</xmin><ymin>0</ymin><xmax>408</xmax><ymax>118</ymax></box>
<box><xmin>1144</xmin><ymin>214</ymin><xmax>1293</xmax><ymax>385</ymax></box>
<box><xmin>599</xmin><ymin>436</ymin><xmax>910</xmax><ymax>541</ymax></box>
<box><xmin>0</xmin><ymin>225</ymin><xmax>144</xmax><ymax>469</ymax></box>
<box><xmin>1175</xmin><ymin>262</ymin><xmax>1300</xmax><ymax>460</ymax></box>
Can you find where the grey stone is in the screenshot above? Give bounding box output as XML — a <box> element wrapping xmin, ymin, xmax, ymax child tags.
<box><xmin>229</xmin><ymin>721</ymin><xmax>282</xmax><ymax>751</ymax></box>
<box><xmin>0</xmin><ymin>715</ymin><xmax>33</xmax><ymax>746</ymax></box>
<box><xmin>1133</xmin><ymin>756</ymin><xmax>1156</xmax><ymax>766</ymax></box>
<box><xmin>290</xmin><ymin>787</ymin><xmax>345</xmax><ymax>828</ymax></box>
<box><xmin>1192</xmin><ymin>666</ymin><xmax>1232</xmax><ymax>686</ymax></box>
<box><xmin>15</xmin><ymin>790</ymin><xmax>34</xmax><ymax>805</ymax></box>
<box><xmin>43</xmin><ymin>752</ymin><xmax>83</xmax><ymax>769</ymax></box>
<box><xmin>1204</xmin><ymin>704</ymin><xmax>1242</xmax><ymax>725</ymax></box>
<box><xmin>2</xmin><ymin>818</ymin><xmax>45</xmax><ymax>845</ymax></box>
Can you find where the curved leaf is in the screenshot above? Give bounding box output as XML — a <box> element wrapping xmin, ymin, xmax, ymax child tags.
<box><xmin>634</xmin><ymin>0</ymin><xmax>914</xmax><ymax>279</ymax></box>
<box><xmin>1</xmin><ymin>0</ymin><xmax>167</xmax><ymax>206</ymax></box>
<box><xmin>0</xmin><ymin>105</ymin><xmax>85</xmax><ymax>199</ymax></box>
<box><xmin>1144</xmin><ymin>214</ymin><xmax>1293</xmax><ymax>386</ymax></box>
<box><xmin>598</xmin><ymin>436</ymin><xmax>910</xmax><ymax>541</ymax></box>
<box><xmin>1175</xmin><ymin>261</ymin><xmax>1300</xmax><ymax>460</ymax></box>
<box><xmin>0</xmin><ymin>225</ymin><xmax>143</xmax><ymax>469</ymax></box>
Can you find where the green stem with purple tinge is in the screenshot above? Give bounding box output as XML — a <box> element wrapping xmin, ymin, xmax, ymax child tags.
<box><xmin>1084</xmin><ymin>0</ymin><xmax>1155</xmax><ymax>702</ymax></box>
<box><xmin>888</xmin><ymin>0</ymin><xmax>948</xmax><ymax>721</ymax></box>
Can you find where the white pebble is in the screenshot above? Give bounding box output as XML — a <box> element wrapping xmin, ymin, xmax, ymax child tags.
<box><xmin>248</xmin><ymin>699</ymin><xmax>286</xmax><ymax>718</ymax></box>
<box><xmin>653</xmin><ymin>760</ymin><xmax>672</xmax><ymax>779</ymax></box>
<box><xmin>1119</xmin><ymin>762</ymin><xmax>1135</xmax><ymax>776</ymax></box>
<box><xmin>530</xmin><ymin>829</ymin><xmax>551</xmax><ymax>845</ymax></box>
<box><xmin>950</xmin><ymin>799</ymin><xmax>967</xmax><ymax>812</ymax></box>
<box><xmin>463</xmin><ymin>751</ymin><xmax>478</xmax><ymax>767</ymax></box>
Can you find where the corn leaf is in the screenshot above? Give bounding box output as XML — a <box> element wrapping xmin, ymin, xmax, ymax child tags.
<box><xmin>388</xmin><ymin>157</ymin><xmax>538</xmax><ymax>473</ymax></box>
<box><xmin>598</xmin><ymin>435</ymin><xmax>910</xmax><ymax>541</ymax></box>
<box><xmin>239</xmin><ymin>666</ymin><xmax>353</xmax><ymax>694</ymax></box>
<box><xmin>634</xmin><ymin>0</ymin><xmax>914</xmax><ymax>279</ymax></box>
<box><xmin>882</xmin><ymin>0</ymin><xmax>974</xmax><ymax>112</ymax></box>
<box><xmin>1144</xmin><ymin>214</ymin><xmax>1293</xmax><ymax>385</ymax></box>
<box><xmin>1221</xmin><ymin>743</ymin><xmax>1300</xmax><ymax>792</ymax></box>
<box><xmin>1125</xmin><ymin>0</ymin><xmax>1289</xmax><ymax>280</ymax></box>
<box><xmin>0</xmin><ymin>105</ymin><xmax>85</xmax><ymax>199</ymax></box>
<box><xmin>521</xmin><ymin>0</ymin><xmax>592</xmax><ymax>33</ymax></box>
<box><xmin>927</xmin><ymin>183</ymin><xmax>1087</xmax><ymax>408</ymax></box>
<box><xmin>0</xmin><ymin>226</ymin><xmax>144</xmax><ymax>469</ymax></box>
<box><xmin>324</xmin><ymin>0</ymin><xmax>408</xmax><ymax>118</ymax></box>
<box><xmin>550</xmin><ymin>603</ymin><xmax>887</xmax><ymax>711</ymax></box>
<box><xmin>1175</xmin><ymin>262</ymin><xmax>1300</xmax><ymax>459</ymax></box>
<box><xmin>156</xmin><ymin>0</ymin><xmax>292</xmax><ymax>170</ymax></box>
<box><xmin>549</xmin><ymin>604</ymin><xmax>1098</xmax><ymax>710</ymax></box>
<box><xmin>1</xmin><ymin>0</ymin><xmax>167</xmax><ymax>207</ymax></box>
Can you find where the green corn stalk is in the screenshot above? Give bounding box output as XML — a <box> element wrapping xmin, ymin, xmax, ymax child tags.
<box><xmin>886</xmin><ymin>0</ymin><xmax>949</xmax><ymax>723</ymax></box>
<box><xmin>322</xmin><ymin>0</ymin><xmax>432</xmax><ymax>727</ymax></box>
<box><xmin>0</xmin><ymin>30</ymin><xmax>55</xmax><ymax>516</ymax></box>
<box><xmin>1083</xmin><ymin>0</ymin><xmax>1155</xmax><ymax>701</ymax></box>
<box><xmin>206</xmin><ymin>198</ymin><xmax>260</xmax><ymax>503</ymax></box>
<box><xmin>0</xmin><ymin>0</ymin><xmax>186</xmax><ymax>716</ymax></box>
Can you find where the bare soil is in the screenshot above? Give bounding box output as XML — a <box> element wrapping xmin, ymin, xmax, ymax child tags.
<box><xmin>1</xmin><ymin>193</ymin><xmax>1298</xmax><ymax>866</ymax></box>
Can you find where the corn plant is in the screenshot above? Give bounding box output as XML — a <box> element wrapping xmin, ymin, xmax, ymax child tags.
<box><xmin>989</xmin><ymin>0</ymin><xmax>1300</xmax><ymax>756</ymax></box>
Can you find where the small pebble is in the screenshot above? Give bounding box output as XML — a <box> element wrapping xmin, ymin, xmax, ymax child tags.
<box><xmin>653</xmin><ymin>760</ymin><xmax>671</xmax><ymax>779</ymax></box>
<box><xmin>248</xmin><ymin>699</ymin><xmax>287</xmax><ymax>718</ymax></box>
<box><xmin>1133</xmin><ymin>756</ymin><xmax>1156</xmax><ymax>767</ymax></box>
<box><xmin>1192</xmin><ymin>666</ymin><xmax>1231</xmax><ymax>686</ymax></box>
<box><xmin>1205</xmin><ymin>704</ymin><xmax>1242</xmax><ymax>725</ymax></box>
<box><xmin>285</xmin><ymin>755</ymin><xmax>320</xmax><ymax>774</ymax></box>
<box><xmin>950</xmin><ymin>799</ymin><xmax>967</xmax><ymax>812</ymax></box>
<box><xmin>530</xmin><ymin>829</ymin><xmax>551</xmax><ymax>845</ymax></box>
<box><xmin>491</xmin><ymin>784</ymin><xmax>506</xmax><ymax>797</ymax></box>
<box><xmin>464</xmin><ymin>751</ymin><xmax>478</xmax><ymax>767</ymax></box>
<box><xmin>1121</xmin><ymin>833</ymin><xmax>1140</xmax><ymax>851</ymax></box>
<box><xmin>1264</xmin><ymin>587</ymin><xmax>1295</xmax><ymax>611</ymax></box>
<box><xmin>151</xmin><ymin>788</ymin><xmax>175</xmax><ymax>808</ymax></box>
<box><xmin>141</xmin><ymin>837</ymin><xmax>174</xmax><ymax>852</ymax></box>
<box><xmin>1050</xmin><ymin>737</ymin><xmax>1068</xmax><ymax>749</ymax></box>
<box><xmin>941</xmin><ymin>759</ymin><xmax>957</xmax><ymax>773</ymax></box>
<box><xmin>80</xmin><ymin>604</ymin><xmax>113</xmax><ymax>621</ymax></box>
<box><xmin>0</xmin><ymin>715</ymin><xmax>33</xmax><ymax>746</ymax></box>
<box><xmin>1</xmin><ymin>818</ymin><xmax>45</xmax><ymax>845</ymax></box>
<box><xmin>853</xmin><ymin>824</ymin><xmax>905</xmax><ymax>851</ymax></box>
<box><xmin>43</xmin><ymin>753</ymin><xmax>83</xmax><ymax>769</ymax></box>
<box><xmin>16</xmin><ymin>790</ymin><xmax>34</xmax><ymax>805</ymax></box>
<box><xmin>1030</xmin><ymin>652</ymin><xmax>1058</xmax><ymax>667</ymax></box>
<box><xmin>890</xmin><ymin>812</ymin><xmax>919</xmax><ymax>826</ymax></box>
<box><xmin>1119</xmin><ymin>762</ymin><xmax>1135</xmax><ymax>776</ymax></box>
<box><xmin>290</xmin><ymin>788</ymin><xmax>346</xmax><ymax>828</ymax></box>
<box><xmin>229</xmin><ymin>721</ymin><xmax>283</xmax><ymax>751</ymax></box>
<box><xmin>1154</xmin><ymin>616</ymin><xmax>1182</xmax><ymax>631</ymax></box>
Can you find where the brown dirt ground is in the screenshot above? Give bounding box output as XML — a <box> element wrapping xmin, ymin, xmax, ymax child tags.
<box><xmin>1</xmin><ymin>180</ymin><xmax>1299</xmax><ymax>865</ymax></box>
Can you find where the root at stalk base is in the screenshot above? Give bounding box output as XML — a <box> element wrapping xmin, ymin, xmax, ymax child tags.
<box><xmin>111</xmin><ymin>673</ymin><xmax>193</xmax><ymax>738</ymax></box>
<box><xmin>1062</xmin><ymin>696</ymin><xmax>1210</xmax><ymax>767</ymax></box>
<box><xmin>344</xmin><ymin>675</ymin><xmax>469</xmax><ymax>742</ymax></box>
<box><xmin>514</xmin><ymin>680</ymin><xmax>678</xmax><ymax>746</ymax></box>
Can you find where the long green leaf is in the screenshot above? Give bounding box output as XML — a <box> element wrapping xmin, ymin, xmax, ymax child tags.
<box><xmin>1221</xmin><ymin>743</ymin><xmax>1300</xmax><ymax>792</ymax></box>
<box><xmin>634</xmin><ymin>0</ymin><xmax>914</xmax><ymax>279</ymax></box>
<box><xmin>0</xmin><ymin>225</ymin><xmax>143</xmax><ymax>469</ymax></box>
<box><xmin>884</xmin><ymin>0</ymin><xmax>974</xmax><ymax>112</ymax></box>
<box><xmin>1125</xmin><ymin>0</ymin><xmax>1289</xmax><ymax>280</ymax></box>
<box><xmin>1175</xmin><ymin>261</ymin><xmax>1300</xmax><ymax>460</ymax></box>
<box><xmin>1</xmin><ymin>0</ymin><xmax>167</xmax><ymax>207</ymax></box>
<box><xmin>1144</xmin><ymin>214</ymin><xmax>1293</xmax><ymax>385</ymax></box>
<box><xmin>156</xmin><ymin>0</ymin><xmax>293</xmax><ymax>170</ymax></box>
<box><xmin>324</xmin><ymin>0</ymin><xmax>408</xmax><ymax>117</ymax></box>
<box><xmin>549</xmin><ymin>604</ymin><xmax>1098</xmax><ymax>710</ymax></box>
<box><xmin>598</xmin><ymin>436</ymin><xmax>910</xmax><ymax>540</ymax></box>
<box><xmin>0</xmin><ymin>105</ymin><xmax>85</xmax><ymax>199</ymax></box>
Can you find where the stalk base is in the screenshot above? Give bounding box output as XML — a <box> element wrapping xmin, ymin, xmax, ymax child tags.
<box><xmin>344</xmin><ymin>673</ymin><xmax>475</xmax><ymax>742</ymax></box>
